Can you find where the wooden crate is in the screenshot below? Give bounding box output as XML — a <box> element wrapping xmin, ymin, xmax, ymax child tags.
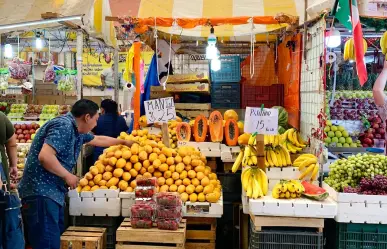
<box><xmin>176</xmin><ymin>110</ymin><xmax>211</xmax><ymax>118</ymax></box>
<box><xmin>250</xmin><ymin>214</ymin><xmax>324</xmax><ymax>233</ymax></box>
<box><xmin>60</xmin><ymin>226</ymin><xmax>106</xmax><ymax>249</ymax></box>
<box><xmin>116</xmin><ymin>218</ymin><xmax>186</xmax><ymax>249</ymax></box>
<box><xmin>185</xmin><ymin>217</ymin><xmax>216</xmax><ymax>249</ymax></box>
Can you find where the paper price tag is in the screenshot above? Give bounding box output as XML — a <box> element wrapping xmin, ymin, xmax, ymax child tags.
<box><xmin>244</xmin><ymin>107</ymin><xmax>278</xmax><ymax>134</ymax></box>
<box><xmin>144</xmin><ymin>97</ymin><xmax>176</xmax><ymax>124</ymax></box>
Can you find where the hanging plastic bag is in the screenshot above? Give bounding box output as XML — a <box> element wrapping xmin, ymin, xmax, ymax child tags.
<box><xmin>57</xmin><ymin>70</ymin><xmax>76</xmax><ymax>92</ymax></box>
<box><xmin>0</xmin><ymin>68</ymin><xmax>9</xmax><ymax>91</ymax></box>
<box><xmin>8</xmin><ymin>58</ymin><xmax>30</xmax><ymax>80</ymax></box>
<box><xmin>43</xmin><ymin>61</ymin><xmax>55</xmax><ymax>82</ymax></box>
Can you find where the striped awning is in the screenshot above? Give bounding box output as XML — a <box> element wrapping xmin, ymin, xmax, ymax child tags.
<box><xmin>0</xmin><ymin>0</ymin><xmax>117</xmax><ymax>47</ymax></box>
<box><xmin>109</xmin><ymin>0</ymin><xmax>305</xmax><ymax>37</ymax></box>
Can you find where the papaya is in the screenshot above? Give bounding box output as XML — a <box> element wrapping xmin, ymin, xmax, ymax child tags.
<box><xmin>193</xmin><ymin>115</ymin><xmax>208</xmax><ymax>142</ymax></box>
<box><xmin>176</xmin><ymin>122</ymin><xmax>191</xmax><ymax>141</ymax></box>
<box><xmin>209</xmin><ymin>111</ymin><xmax>223</xmax><ymax>142</ymax></box>
<box><xmin>224</xmin><ymin>119</ymin><xmax>239</xmax><ymax>146</ymax></box>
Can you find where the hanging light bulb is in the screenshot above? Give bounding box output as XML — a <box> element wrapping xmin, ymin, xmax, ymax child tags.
<box><xmin>36</xmin><ymin>36</ymin><xmax>43</xmax><ymax>50</ymax></box>
<box><xmin>206</xmin><ymin>26</ymin><xmax>218</xmax><ymax>60</ymax></box>
<box><xmin>325</xmin><ymin>28</ymin><xmax>341</xmax><ymax>48</ymax></box>
<box><xmin>211</xmin><ymin>58</ymin><xmax>221</xmax><ymax>72</ymax></box>
<box><xmin>4</xmin><ymin>44</ymin><xmax>13</xmax><ymax>58</ymax></box>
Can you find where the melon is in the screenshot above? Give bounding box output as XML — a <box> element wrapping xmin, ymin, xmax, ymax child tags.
<box><xmin>176</xmin><ymin>122</ymin><xmax>191</xmax><ymax>142</ymax></box>
<box><xmin>224</xmin><ymin>110</ymin><xmax>238</xmax><ymax>121</ymax></box>
<box><xmin>209</xmin><ymin>111</ymin><xmax>224</xmax><ymax>142</ymax></box>
<box><xmin>224</xmin><ymin>119</ymin><xmax>239</xmax><ymax>146</ymax></box>
<box><xmin>273</xmin><ymin>106</ymin><xmax>288</xmax><ymax>127</ymax></box>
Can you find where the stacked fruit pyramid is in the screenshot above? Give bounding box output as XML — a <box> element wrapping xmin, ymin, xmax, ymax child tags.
<box><xmin>77</xmin><ymin>130</ymin><xmax>222</xmax><ymax>203</ymax></box>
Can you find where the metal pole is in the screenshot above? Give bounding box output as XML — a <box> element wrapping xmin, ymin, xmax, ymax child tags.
<box><xmin>114</xmin><ymin>49</ymin><xmax>119</xmax><ymax>102</ymax></box>
<box><xmin>32</xmin><ymin>53</ymin><xmax>35</xmax><ymax>104</ymax></box>
<box><xmin>76</xmin><ymin>30</ymin><xmax>83</xmax><ymax>100</ymax></box>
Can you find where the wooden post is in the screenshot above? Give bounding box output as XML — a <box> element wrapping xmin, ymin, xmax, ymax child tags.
<box><xmin>255</xmin><ymin>134</ymin><xmax>265</xmax><ymax>171</ymax></box>
<box><xmin>161</xmin><ymin>123</ymin><xmax>170</xmax><ymax>147</ymax></box>
<box><xmin>76</xmin><ymin>30</ymin><xmax>83</xmax><ymax>100</ymax></box>
<box><xmin>113</xmin><ymin>49</ymin><xmax>119</xmax><ymax>102</ymax></box>
<box><xmin>133</xmin><ymin>42</ymin><xmax>141</xmax><ymax>130</ymax></box>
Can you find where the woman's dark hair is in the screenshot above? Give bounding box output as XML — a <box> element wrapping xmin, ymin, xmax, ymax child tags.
<box><xmin>101</xmin><ymin>99</ymin><xmax>118</xmax><ymax>114</ymax></box>
<box><xmin>71</xmin><ymin>99</ymin><xmax>99</xmax><ymax>118</ymax></box>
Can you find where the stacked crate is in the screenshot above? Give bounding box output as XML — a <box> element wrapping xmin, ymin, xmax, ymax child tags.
<box><xmin>210</xmin><ymin>56</ymin><xmax>241</xmax><ymax>109</ymax></box>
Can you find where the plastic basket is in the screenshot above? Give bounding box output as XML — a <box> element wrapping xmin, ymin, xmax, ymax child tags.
<box><xmin>241</xmin><ymin>84</ymin><xmax>284</xmax><ymax>109</ymax></box>
<box><xmin>326</xmin><ymin>219</ymin><xmax>387</xmax><ymax>249</ymax></box>
<box><xmin>250</xmin><ymin>223</ymin><xmax>323</xmax><ymax>249</ymax></box>
<box><xmin>210</xmin><ymin>56</ymin><xmax>241</xmax><ymax>83</ymax></box>
<box><xmin>211</xmin><ymin>83</ymin><xmax>240</xmax><ymax>109</ymax></box>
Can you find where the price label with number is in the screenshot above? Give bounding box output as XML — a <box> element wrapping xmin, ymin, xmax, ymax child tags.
<box><xmin>244</xmin><ymin>107</ymin><xmax>278</xmax><ymax>134</ymax></box>
<box><xmin>144</xmin><ymin>97</ymin><xmax>176</xmax><ymax>124</ymax></box>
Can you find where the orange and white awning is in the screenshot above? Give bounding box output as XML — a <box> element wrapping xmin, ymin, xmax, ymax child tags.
<box><xmin>109</xmin><ymin>0</ymin><xmax>305</xmax><ymax>37</ymax></box>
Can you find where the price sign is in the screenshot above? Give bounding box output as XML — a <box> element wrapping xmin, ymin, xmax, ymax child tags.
<box><xmin>244</xmin><ymin>107</ymin><xmax>278</xmax><ymax>134</ymax></box>
<box><xmin>144</xmin><ymin>97</ymin><xmax>176</xmax><ymax>124</ymax></box>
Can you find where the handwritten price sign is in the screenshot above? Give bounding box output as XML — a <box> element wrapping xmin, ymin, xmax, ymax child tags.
<box><xmin>144</xmin><ymin>97</ymin><xmax>176</xmax><ymax>124</ymax></box>
<box><xmin>244</xmin><ymin>107</ymin><xmax>278</xmax><ymax>134</ymax></box>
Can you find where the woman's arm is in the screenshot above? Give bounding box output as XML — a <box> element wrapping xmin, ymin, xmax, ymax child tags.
<box><xmin>5</xmin><ymin>134</ymin><xmax>18</xmax><ymax>180</ymax></box>
<box><xmin>373</xmin><ymin>61</ymin><xmax>387</xmax><ymax>106</ymax></box>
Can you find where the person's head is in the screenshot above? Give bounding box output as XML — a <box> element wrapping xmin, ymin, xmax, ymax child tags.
<box><xmin>100</xmin><ymin>99</ymin><xmax>118</xmax><ymax>115</ymax></box>
<box><xmin>71</xmin><ymin>99</ymin><xmax>100</xmax><ymax>133</ymax></box>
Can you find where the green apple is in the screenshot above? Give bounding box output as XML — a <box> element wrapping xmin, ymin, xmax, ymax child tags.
<box><xmin>324</xmin><ymin>126</ymin><xmax>331</xmax><ymax>132</ymax></box>
<box><xmin>325</xmin><ymin>137</ymin><xmax>332</xmax><ymax>143</ymax></box>
<box><xmin>345</xmin><ymin>137</ymin><xmax>353</xmax><ymax>144</ymax></box>
<box><xmin>335</xmin><ymin>131</ymin><xmax>342</xmax><ymax>138</ymax></box>
<box><xmin>343</xmin><ymin>143</ymin><xmax>350</xmax><ymax>147</ymax></box>
<box><xmin>337</xmin><ymin>143</ymin><xmax>343</xmax><ymax>147</ymax></box>
<box><xmin>331</xmin><ymin>126</ymin><xmax>338</xmax><ymax>132</ymax></box>
<box><xmin>332</xmin><ymin>137</ymin><xmax>339</xmax><ymax>143</ymax></box>
<box><xmin>342</xmin><ymin>131</ymin><xmax>349</xmax><ymax>138</ymax></box>
<box><xmin>338</xmin><ymin>126</ymin><xmax>345</xmax><ymax>132</ymax></box>
<box><xmin>350</xmin><ymin>143</ymin><xmax>357</xmax><ymax>148</ymax></box>
<box><xmin>339</xmin><ymin>137</ymin><xmax>346</xmax><ymax>144</ymax></box>
<box><xmin>326</xmin><ymin>120</ymin><xmax>332</xmax><ymax>126</ymax></box>
<box><xmin>328</xmin><ymin>131</ymin><xmax>335</xmax><ymax>138</ymax></box>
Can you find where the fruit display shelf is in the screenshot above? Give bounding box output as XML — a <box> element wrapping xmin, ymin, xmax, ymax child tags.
<box><xmin>119</xmin><ymin>191</ymin><xmax>136</xmax><ymax>217</ymax></box>
<box><xmin>244</xmin><ymin>189</ymin><xmax>337</xmax><ymax>218</ymax></box>
<box><xmin>323</xmin><ymin>182</ymin><xmax>387</xmax><ymax>224</ymax></box>
<box><xmin>265</xmin><ymin>167</ymin><xmax>320</xmax><ymax>182</ymax></box>
<box><xmin>68</xmin><ymin>189</ymin><xmax>121</xmax><ymax>217</ymax></box>
<box><xmin>176</xmin><ymin>141</ymin><xmax>221</xmax><ymax>157</ymax></box>
<box><xmin>220</xmin><ymin>144</ymin><xmax>241</xmax><ymax>162</ymax></box>
<box><xmin>181</xmin><ymin>193</ymin><xmax>223</xmax><ymax>218</ymax></box>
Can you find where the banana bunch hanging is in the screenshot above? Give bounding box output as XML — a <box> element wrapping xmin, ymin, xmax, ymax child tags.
<box><xmin>380</xmin><ymin>31</ymin><xmax>387</xmax><ymax>55</ymax></box>
<box><xmin>343</xmin><ymin>38</ymin><xmax>367</xmax><ymax>61</ymax></box>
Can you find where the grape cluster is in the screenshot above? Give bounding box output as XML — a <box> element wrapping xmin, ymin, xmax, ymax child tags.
<box><xmin>325</xmin><ymin>154</ymin><xmax>387</xmax><ymax>192</ymax></box>
<box><xmin>342</xmin><ymin>175</ymin><xmax>387</xmax><ymax>195</ymax></box>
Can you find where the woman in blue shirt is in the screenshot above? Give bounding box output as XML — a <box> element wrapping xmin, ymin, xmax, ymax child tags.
<box><xmin>92</xmin><ymin>99</ymin><xmax>128</xmax><ymax>162</ymax></box>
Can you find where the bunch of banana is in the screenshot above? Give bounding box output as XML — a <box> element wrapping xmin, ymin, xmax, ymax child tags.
<box><xmin>282</xmin><ymin>128</ymin><xmax>307</xmax><ymax>154</ymax></box>
<box><xmin>264</xmin><ymin>145</ymin><xmax>292</xmax><ymax>167</ymax></box>
<box><xmin>264</xmin><ymin>134</ymin><xmax>282</xmax><ymax>147</ymax></box>
<box><xmin>381</xmin><ymin>31</ymin><xmax>387</xmax><ymax>55</ymax></box>
<box><xmin>272</xmin><ymin>180</ymin><xmax>304</xmax><ymax>199</ymax></box>
<box><xmin>232</xmin><ymin>134</ymin><xmax>258</xmax><ymax>172</ymax></box>
<box><xmin>293</xmin><ymin>154</ymin><xmax>319</xmax><ymax>181</ymax></box>
<box><xmin>343</xmin><ymin>38</ymin><xmax>368</xmax><ymax>61</ymax></box>
<box><xmin>241</xmin><ymin>167</ymin><xmax>268</xmax><ymax>199</ymax></box>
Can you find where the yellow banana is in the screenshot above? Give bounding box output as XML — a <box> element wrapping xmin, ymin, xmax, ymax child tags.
<box><xmin>251</xmin><ymin>155</ymin><xmax>258</xmax><ymax>165</ymax></box>
<box><xmin>248</xmin><ymin>134</ymin><xmax>256</xmax><ymax>146</ymax></box>
<box><xmin>287</xmin><ymin>142</ymin><xmax>302</xmax><ymax>153</ymax></box>
<box><xmin>297</xmin><ymin>132</ymin><xmax>307</xmax><ymax>146</ymax></box>
<box><xmin>272</xmin><ymin>183</ymin><xmax>282</xmax><ymax>199</ymax></box>
<box><xmin>278</xmin><ymin>147</ymin><xmax>287</xmax><ymax>167</ymax></box>
<box><xmin>248</xmin><ymin>157</ymin><xmax>253</xmax><ymax>166</ymax></box>
<box><xmin>349</xmin><ymin>38</ymin><xmax>354</xmax><ymax>60</ymax></box>
<box><xmin>264</xmin><ymin>135</ymin><xmax>269</xmax><ymax>145</ymax></box>
<box><xmin>363</xmin><ymin>38</ymin><xmax>367</xmax><ymax>55</ymax></box>
<box><xmin>266</xmin><ymin>150</ymin><xmax>274</xmax><ymax>167</ymax></box>
<box><xmin>281</xmin><ymin>146</ymin><xmax>292</xmax><ymax>166</ymax></box>
<box><xmin>310</xmin><ymin>164</ymin><xmax>320</xmax><ymax>181</ymax></box>
<box><xmin>285</xmin><ymin>191</ymin><xmax>291</xmax><ymax>199</ymax></box>
<box><xmin>269</xmin><ymin>150</ymin><xmax>279</xmax><ymax>167</ymax></box>
<box><xmin>275</xmin><ymin>149</ymin><xmax>283</xmax><ymax>167</ymax></box>
<box><xmin>232</xmin><ymin>151</ymin><xmax>243</xmax><ymax>173</ymax></box>
<box><xmin>246</xmin><ymin>176</ymin><xmax>253</xmax><ymax>197</ymax></box>
<box><xmin>299</xmin><ymin>157</ymin><xmax>318</xmax><ymax>171</ymax></box>
<box><xmin>280</xmin><ymin>182</ymin><xmax>288</xmax><ymax>192</ymax></box>
<box><xmin>299</xmin><ymin>164</ymin><xmax>316</xmax><ymax>180</ymax></box>
<box><xmin>242</xmin><ymin>168</ymin><xmax>252</xmax><ymax>191</ymax></box>
<box><xmin>344</xmin><ymin>39</ymin><xmax>349</xmax><ymax>60</ymax></box>
<box><xmin>290</xmin><ymin>180</ymin><xmax>304</xmax><ymax>193</ymax></box>
<box><xmin>252</xmin><ymin>177</ymin><xmax>259</xmax><ymax>199</ymax></box>
<box><xmin>291</xmin><ymin>192</ymin><xmax>297</xmax><ymax>198</ymax></box>
<box><xmin>243</xmin><ymin>146</ymin><xmax>251</xmax><ymax>167</ymax></box>
<box><xmin>285</xmin><ymin>141</ymin><xmax>297</xmax><ymax>153</ymax></box>
<box><xmin>269</xmin><ymin>135</ymin><xmax>274</xmax><ymax>145</ymax></box>
<box><xmin>292</xmin><ymin>130</ymin><xmax>306</xmax><ymax>148</ymax></box>
<box><xmin>264</xmin><ymin>151</ymin><xmax>269</xmax><ymax>167</ymax></box>
<box><xmin>287</xmin><ymin>183</ymin><xmax>296</xmax><ymax>193</ymax></box>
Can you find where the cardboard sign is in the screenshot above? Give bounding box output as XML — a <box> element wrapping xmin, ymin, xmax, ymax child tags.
<box><xmin>244</xmin><ymin>107</ymin><xmax>278</xmax><ymax>134</ymax></box>
<box><xmin>144</xmin><ymin>97</ymin><xmax>176</xmax><ymax>124</ymax></box>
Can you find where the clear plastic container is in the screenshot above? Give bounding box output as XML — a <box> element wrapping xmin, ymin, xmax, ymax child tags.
<box><xmin>131</xmin><ymin>217</ymin><xmax>153</xmax><ymax>229</ymax></box>
<box><xmin>131</xmin><ymin>203</ymin><xmax>155</xmax><ymax>218</ymax></box>
<box><xmin>156</xmin><ymin>206</ymin><xmax>182</xmax><ymax>219</ymax></box>
<box><xmin>156</xmin><ymin>218</ymin><xmax>181</xmax><ymax>230</ymax></box>
<box><xmin>156</xmin><ymin>192</ymin><xmax>182</xmax><ymax>206</ymax></box>
<box><xmin>137</xmin><ymin>177</ymin><xmax>157</xmax><ymax>187</ymax></box>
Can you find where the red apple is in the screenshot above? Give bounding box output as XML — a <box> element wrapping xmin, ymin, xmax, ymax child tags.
<box><xmin>378</xmin><ymin>128</ymin><xmax>385</xmax><ymax>135</ymax></box>
<box><xmin>18</xmin><ymin>134</ymin><xmax>24</xmax><ymax>140</ymax></box>
<box><xmin>27</xmin><ymin>139</ymin><xmax>32</xmax><ymax>143</ymax></box>
<box><xmin>364</xmin><ymin>138</ymin><xmax>373</xmax><ymax>145</ymax></box>
<box><xmin>19</xmin><ymin>139</ymin><xmax>26</xmax><ymax>143</ymax></box>
<box><xmin>373</xmin><ymin>123</ymin><xmax>380</xmax><ymax>129</ymax></box>
<box><xmin>23</xmin><ymin>130</ymin><xmax>29</xmax><ymax>135</ymax></box>
<box><xmin>26</xmin><ymin>124</ymin><xmax>31</xmax><ymax>130</ymax></box>
<box><xmin>20</xmin><ymin>124</ymin><xmax>26</xmax><ymax>130</ymax></box>
<box><xmin>14</xmin><ymin>124</ymin><xmax>21</xmax><ymax>130</ymax></box>
<box><xmin>24</xmin><ymin>134</ymin><xmax>31</xmax><ymax>140</ymax></box>
<box><xmin>16</xmin><ymin>129</ymin><xmax>23</xmax><ymax>135</ymax></box>
<box><xmin>29</xmin><ymin>129</ymin><xmax>36</xmax><ymax>134</ymax></box>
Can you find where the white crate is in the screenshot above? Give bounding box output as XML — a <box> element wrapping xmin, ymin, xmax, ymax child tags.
<box><xmin>220</xmin><ymin>144</ymin><xmax>241</xmax><ymax>162</ymax></box>
<box><xmin>266</xmin><ymin>167</ymin><xmax>300</xmax><ymax>180</ymax></box>
<box><xmin>246</xmin><ymin>190</ymin><xmax>337</xmax><ymax>218</ymax></box>
<box><xmin>119</xmin><ymin>192</ymin><xmax>135</xmax><ymax>217</ymax></box>
<box><xmin>323</xmin><ymin>182</ymin><xmax>387</xmax><ymax>224</ymax></box>
<box><xmin>68</xmin><ymin>189</ymin><xmax>121</xmax><ymax>217</ymax></box>
<box><xmin>177</xmin><ymin>141</ymin><xmax>221</xmax><ymax>157</ymax></box>
<box><xmin>182</xmin><ymin>195</ymin><xmax>223</xmax><ymax>218</ymax></box>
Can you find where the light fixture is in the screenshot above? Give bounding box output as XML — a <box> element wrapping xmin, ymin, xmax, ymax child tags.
<box><xmin>0</xmin><ymin>15</ymin><xmax>82</xmax><ymax>31</ymax></box>
<box><xmin>36</xmin><ymin>36</ymin><xmax>43</xmax><ymax>50</ymax></box>
<box><xmin>211</xmin><ymin>58</ymin><xmax>221</xmax><ymax>72</ymax></box>
<box><xmin>4</xmin><ymin>44</ymin><xmax>13</xmax><ymax>58</ymax></box>
<box><xmin>206</xmin><ymin>26</ymin><xmax>218</xmax><ymax>60</ymax></box>
<box><xmin>325</xmin><ymin>28</ymin><xmax>341</xmax><ymax>48</ymax></box>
